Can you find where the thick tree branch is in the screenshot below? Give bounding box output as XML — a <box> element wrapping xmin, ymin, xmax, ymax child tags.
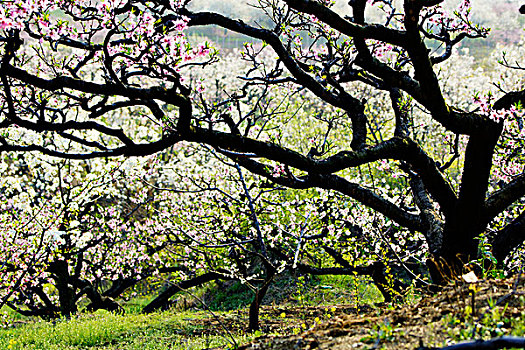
<box><xmin>183</xmin><ymin>10</ymin><xmax>366</xmax><ymax>125</ymax></box>
<box><xmin>491</xmin><ymin>210</ymin><xmax>525</xmax><ymax>262</ymax></box>
<box><xmin>2</xmin><ymin>63</ymin><xmax>190</xmax><ymax>107</ymax></box>
<box><xmin>494</xmin><ymin>89</ymin><xmax>525</xmax><ymax>110</ymax></box>
<box><xmin>186</xmin><ymin>127</ymin><xmax>456</xmax><ymax>214</ymax></box>
<box><xmin>142</xmin><ymin>271</ymin><xmax>232</xmax><ymax>313</ymax></box>
<box><xmin>485</xmin><ymin>172</ymin><xmax>525</xmax><ymax>221</ymax></box>
<box><xmin>310</xmin><ymin>173</ymin><xmax>424</xmax><ymax>231</ymax></box>
<box><xmin>231</xmin><ymin>156</ymin><xmax>424</xmax><ymax>231</ymax></box>
<box><xmin>0</xmin><ymin>133</ymin><xmax>181</xmax><ymax>159</ymax></box>
<box><xmin>390</xmin><ymin>88</ymin><xmax>410</xmax><ymax>138</ymax></box>
<box><xmin>7</xmin><ymin>118</ymin><xmax>136</xmax><ymax>147</ymax></box>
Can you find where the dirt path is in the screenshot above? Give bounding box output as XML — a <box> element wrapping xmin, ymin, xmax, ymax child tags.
<box><xmin>237</xmin><ymin>275</ymin><xmax>525</xmax><ymax>349</ymax></box>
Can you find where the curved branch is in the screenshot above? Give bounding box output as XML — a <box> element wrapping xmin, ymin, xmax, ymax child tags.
<box><xmin>430</xmin><ymin>32</ymin><xmax>470</xmax><ymax>65</ymax></box>
<box><xmin>142</xmin><ymin>270</ymin><xmax>232</xmax><ymax>313</ymax></box>
<box><xmin>2</xmin><ymin>63</ymin><xmax>190</xmax><ymax>107</ymax></box>
<box><xmin>183</xmin><ymin>10</ymin><xmax>364</xmax><ymax>115</ymax></box>
<box><xmin>0</xmin><ymin>133</ymin><xmax>181</xmax><ymax>159</ymax></box>
<box><xmin>494</xmin><ymin>89</ymin><xmax>525</xmax><ymax>110</ymax></box>
<box><xmin>8</xmin><ymin>118</ymin><xmax>136</xmax><ymax>147</ymax></box>
<box><xmin>283</xmin><ymin>0</ymin><xmax>406</xmax><ymax>46</ymax></box>
<box><xmin>187</xmin><ymin>127</ymin><xmax>457</xmax><ymax>213</ymax></box>
<box><xmin>230</xmin><ymin>156</ymin><xmax>424</xmax><ymax>232</ymax></box>
<box><xmin>310</xmin><ymin>173</ymin><xmax>424</xmax><ymax>231</ymax></box>
<box><xmin>485</xmin><ymin>172</ymin><xmax>525</xmax><ymax>221</ymax></box>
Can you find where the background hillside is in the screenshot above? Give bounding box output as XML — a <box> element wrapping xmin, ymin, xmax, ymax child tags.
<box><xmin>187</xmin><ymin>0</ymin><xmax>524</xmax><ymax>57</ymax></box>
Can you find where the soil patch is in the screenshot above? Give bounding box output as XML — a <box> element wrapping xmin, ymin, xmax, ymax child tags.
<box><xmin>235</xmin><ymin>275</ymin><xmax>525</xmax><ymax>349</ymax></box>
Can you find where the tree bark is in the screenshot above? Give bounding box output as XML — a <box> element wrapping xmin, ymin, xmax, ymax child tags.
<box><xmin>48</xmin><ymin>260</ymin><xmax>77</xmax><ymax>318</ymax></box>
<box><xmin>248</xmin><ymin>273</ymin><xmax>275</xmax><ymax>332</ymax></box>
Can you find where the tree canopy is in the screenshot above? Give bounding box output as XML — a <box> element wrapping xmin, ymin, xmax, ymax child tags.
<box><xmin>1</xmin><ymin>0</ymin><xmax>525</xmax><ymax>289</ymax></box>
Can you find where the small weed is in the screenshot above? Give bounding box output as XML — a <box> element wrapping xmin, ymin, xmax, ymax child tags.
<box><xmin>361</xmin><ymin>318</ymin><xmax>402</xmax><ymax>345</ymax></box>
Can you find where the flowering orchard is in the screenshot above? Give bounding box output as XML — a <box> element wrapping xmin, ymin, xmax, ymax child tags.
<box><xmin>138</xmin><ymin>140</ymin><xmax>411</xmax><ymax>331</ymax></box>
<box><xmin>0</xmin><ymin>152</ymin><xmax>179</xmax><ymax>318</ymax></box>
<box><xmin>0</xmin><ymin>48</ymin><xmax>406</xmax><ymax>327</ymax></box>
<box><xmin>0</xmin><ymin>0</ymin><xmax>525</xmax><ymax>321</ymax></box>
<box><xmin>0</xmin><ymin>134</ymin><xmax>404</xmax><ymax>329</ymax></box>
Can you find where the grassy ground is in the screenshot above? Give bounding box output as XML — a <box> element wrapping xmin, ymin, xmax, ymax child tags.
<box><xmin>0</xmin><ymin>310</ymin><xmax>253</xmax><ymax>350</ymax></box>
<box><xmin>3</xmin><ymin>272</ymin><xmax>525</xmax><ymax>350</ymax></box>
<box><xmin>4</xmin><ymin>275</ymin><xmax>525</xmax><ymax>349</ymax></box>
<box><xmin>0</xmin><ymin>275</ymin><xmax>381</xmax><ymax>349</ymax></box>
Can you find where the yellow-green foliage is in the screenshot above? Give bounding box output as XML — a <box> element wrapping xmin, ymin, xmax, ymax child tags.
<box><xmin>0</xmin><ymin>310</ymin><xmax>248</xmax><ymax>350</ymax></box>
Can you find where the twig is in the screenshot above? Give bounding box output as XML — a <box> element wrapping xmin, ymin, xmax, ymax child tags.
<box><xmin>292</xmin><ymin>212</ymin><xmax>311</xmax><ymax>269</ymax></box>
<box><xmin>235</xmin><ymin>163</ymin><xmax>267</xmax><ymax>258</ymax></box>
<box><xmin>175</xmin><ymin>285</ymin><xmax>239</xmax><ymax>349</ymax></box>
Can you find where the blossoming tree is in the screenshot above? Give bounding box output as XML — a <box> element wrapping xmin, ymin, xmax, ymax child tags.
<box><xmin>1</xmin><ymin>0</ymin><xmax>524</xmax><ymax>291</ymax></box>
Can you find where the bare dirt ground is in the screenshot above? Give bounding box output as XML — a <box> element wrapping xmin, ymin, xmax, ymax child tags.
<box><xmin>222</xmin><ymin>275</ymin><xmax>525</xmax><ymax>350</ymax></box>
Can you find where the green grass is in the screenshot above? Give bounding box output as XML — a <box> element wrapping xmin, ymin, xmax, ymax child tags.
<box><xmin>283</xmin><ymin>274</ymin><xmax>385</xmax><ymax>309</ymax></box>
<box><xmin>0</xmin><ymin>273</ymin><xmax>389</xmax><ymax>349</ymax></box>
<box><xmin>206</xmin><ymin>281</ymin><xmax>254</xmax><ymax>311</ymax></box>
<box><xmin>0</xmin><ymin>310</ymin><xmax>249</xmax><ymax>350</ymax></box>
<box><xmin>202</xmin><ymin>273</ymin><xmax>385</xmax><ymax>313</ymax></box>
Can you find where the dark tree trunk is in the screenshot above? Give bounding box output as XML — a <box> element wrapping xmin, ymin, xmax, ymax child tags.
<box><xmin>248</xmin><ymin>273</ymin><xmax>274</xmax><ymax>332</ymax></box>
<box><xmin>428</xmin><ymin>219</ymin><xmax>486</xmax><ymax>284</ymax></box>
<box><xmin>48</xmin><ymin>260</ymin><xmax>77</xmax><ymax>318</ymax></box>
<box><xmin>426</xmin><ymin>128</ymin><xmax>502</xmax><ymax>284</ymax></box>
